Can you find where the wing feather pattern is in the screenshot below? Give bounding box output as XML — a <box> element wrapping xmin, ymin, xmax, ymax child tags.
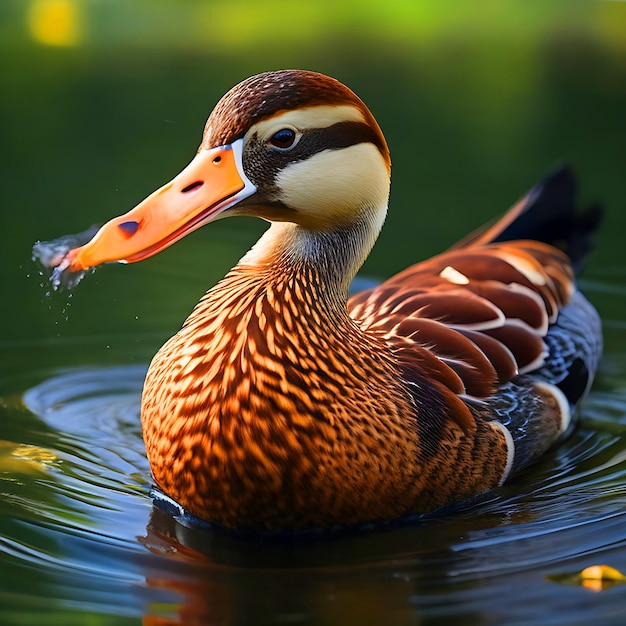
<box><xmin>348</xmin><ymin>240</ymin><xmax>575</xmax><ymax>430</ymax></box>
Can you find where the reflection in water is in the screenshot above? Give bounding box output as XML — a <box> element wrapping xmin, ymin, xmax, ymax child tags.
<box><xmin>140</xmin><ymin>506</ymin><xmax>435</xmax><ymax>626</ymax></box>
<box><xmin>5</xmin><ymin>334</ymin><xmax>624</xmax><ymax>624</ymax></box>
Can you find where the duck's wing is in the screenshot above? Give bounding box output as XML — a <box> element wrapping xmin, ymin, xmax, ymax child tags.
<box><xmin>349</xmin><ymin>241</ymin><xmax>574</xmax><ymax>426</ymax></box>
<box><xmin>348</xmin><ymin>168</ymin><xmax>602</xmax><ymax>438</ymax></box>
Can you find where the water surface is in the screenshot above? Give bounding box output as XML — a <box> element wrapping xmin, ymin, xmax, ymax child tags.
<box><xmin>3</xmin><ymin>309</ymin><xmax>626</xmax><ymax>624</ymax></box>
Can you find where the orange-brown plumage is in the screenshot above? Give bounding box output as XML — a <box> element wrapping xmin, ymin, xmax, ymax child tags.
<box><xmin>41</xmin><ymin>70</ymin><xmax>603</xmax><ymax>531</ymax></box>
<box><xmin>142</xmin><ymin>236</ymin><xmax>513</xmax><ymax>529</ymax></box>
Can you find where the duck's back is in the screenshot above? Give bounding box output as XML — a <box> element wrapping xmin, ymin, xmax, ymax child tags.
<box><xmin>349</xmin><ymin>167</ymin><xmax>603</xmax><ymax>476</ymax></box>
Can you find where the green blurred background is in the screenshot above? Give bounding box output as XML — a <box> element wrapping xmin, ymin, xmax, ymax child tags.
<box><xmin>1</xmin><ymin>0</ymin><xmax>625</xmax><ymax>366</ymax></box>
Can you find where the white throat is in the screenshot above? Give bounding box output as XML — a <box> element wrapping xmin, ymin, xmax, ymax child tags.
<box><xmin>240</xmin><ymin>199</ymin><xmax>388</xmax><ymax>296</ymax></box>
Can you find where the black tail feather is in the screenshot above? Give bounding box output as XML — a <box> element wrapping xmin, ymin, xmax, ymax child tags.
<box><xmin>491</xmin><ymin>167</ymin><xmax>603</xmax><ymax>274</ymax></box>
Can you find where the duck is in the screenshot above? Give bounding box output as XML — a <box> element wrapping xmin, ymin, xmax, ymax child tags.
<box><xmin>48</xmin><ymin>69</ymin><xmax>603</xmax><ymax>531</ymax></box>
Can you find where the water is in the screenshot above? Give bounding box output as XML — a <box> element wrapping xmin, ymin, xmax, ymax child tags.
<box><xmin>2</xmin><ymin>2</ymin><xmax>626</xmax><ymax>624</ymax></box>
<box><xmin>32</xmin><ymin>224</ymin><xmax>101</xmax><ymax>291</ymax></box>
<box><xmin>3</xmin><ymin>319</ymin><xmax>626</xmax><ymax>624</ymax></box>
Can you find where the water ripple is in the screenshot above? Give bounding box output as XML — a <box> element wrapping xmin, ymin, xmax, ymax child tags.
<box><xmin>0</xmin><ymin>359</ymin><xmax>623</xmax><ymax>624</ymax></box>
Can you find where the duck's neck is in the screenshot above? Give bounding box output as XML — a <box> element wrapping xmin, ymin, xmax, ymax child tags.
<box><xmin>239</xmin><ymin>206</ymin><xmax>387</xmax><ymax>301</ymax></box>
<box><xmin>161</xmin><ymin>207</ymin><xmax>389</xmax><ymax>382</ymax></box>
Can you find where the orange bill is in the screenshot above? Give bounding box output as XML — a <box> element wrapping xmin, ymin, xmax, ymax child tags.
<box><xmin>63</xmin><ymin>140</ymin><xmax>255</xmax><ymax>271</ymax></box>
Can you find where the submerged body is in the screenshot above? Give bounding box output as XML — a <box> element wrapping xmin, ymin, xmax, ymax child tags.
<box><xmin>40</xmin><ymin>70</ymin><xmax>602</xmax><ymax>531</ymax></box>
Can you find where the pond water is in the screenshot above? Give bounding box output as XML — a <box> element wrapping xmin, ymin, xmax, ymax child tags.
<box><xmin>2</xmin><ymin>3</ymin><xmax>626</xmax><ymax>625</ymax></box>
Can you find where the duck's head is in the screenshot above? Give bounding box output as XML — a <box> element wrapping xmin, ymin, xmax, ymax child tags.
<box><xmin>62</xmin><ymin>70</ymin><xmax>391</xmax><ymax>272</ymax></box>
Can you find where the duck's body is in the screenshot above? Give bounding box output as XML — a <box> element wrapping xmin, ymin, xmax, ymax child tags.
<box><xmin>49</xmin><ymin>70</ymin><xmax>602</xmax><ymax>531</ymax></box>
<box><xmin>143</xmin><ymin>223</ymin><xmax>515</xmax><ymax>529</ymax></box>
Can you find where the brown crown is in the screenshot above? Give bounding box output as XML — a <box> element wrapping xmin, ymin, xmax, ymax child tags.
<box><xmin>201</xmin><ymin>69</ymin><xmax>389</xmax><ymax>164</ymax></box>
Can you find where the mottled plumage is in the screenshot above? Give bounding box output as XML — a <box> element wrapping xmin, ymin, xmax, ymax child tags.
<box><xmin>44</xmin><ymin>70</ymin><xmax>602</xmax><ymax>531</ymax></box>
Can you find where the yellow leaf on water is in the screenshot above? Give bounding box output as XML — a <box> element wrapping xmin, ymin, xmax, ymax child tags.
<box><xmin>578</xmin><ymin>565</ymin><xmax>626</xmax><ymax>592</ymax></box>
<box><xmin>580</xmin><ymin>565</ymin><xmax>626</xmax><ymax>582</ymax></box>
<box><xmin>547</xmin><ymin>565</ymin><xmax>626</xmax><ymax>591</ymax></box>
<box><xmin>0</xmin><ymin>441</ymin><xmax>58</xmax><ymax>476</ymax></box>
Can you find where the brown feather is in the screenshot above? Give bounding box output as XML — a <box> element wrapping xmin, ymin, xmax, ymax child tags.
<box><xmin>142</xmin><ymin>241</ymin><xmax>514</xmax><ymax>529</ymax></box>
<box><xmin>349</xmin><ymin>239</ymin><xmax>575</xmax><ymax>400</ymax></box>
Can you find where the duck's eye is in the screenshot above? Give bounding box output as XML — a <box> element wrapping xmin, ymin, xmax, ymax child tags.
<box><xmin>268</xmin><ymin>128</ymin><xmax>298</xmax><ymax>150</ymax></box>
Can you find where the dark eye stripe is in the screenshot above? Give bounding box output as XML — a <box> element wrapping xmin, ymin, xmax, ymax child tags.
<box><xmin>304</xmin><ymin>121</ymin><xmax>387</xmax><ymax>157</ymax></box>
